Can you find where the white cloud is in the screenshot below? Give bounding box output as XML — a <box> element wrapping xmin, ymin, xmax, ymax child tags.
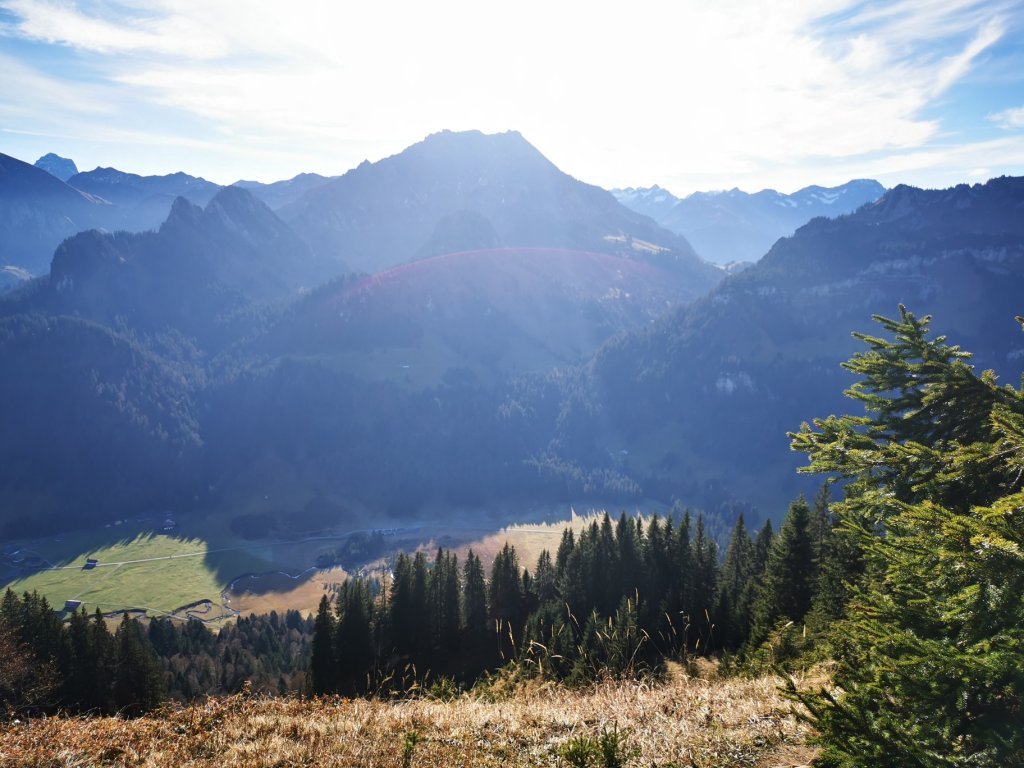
<box><xmin>926</xmin><ymin>16</ymin><xmax>1005</xmax><ymax>97</ymax></box>
<box><xmin>0</xmin><ymin>0</ymin><xmax>225</xmax><ymax>57</ymax></box>
<box><xmin>0</xmin><ymin>0</ymin><xmax>1019</xmax><ymax>189</ymax></box>
<box><xmin>990</xmin><ymin>106</ymin><xmax>1024</xmax><ymax>129</ymax></box>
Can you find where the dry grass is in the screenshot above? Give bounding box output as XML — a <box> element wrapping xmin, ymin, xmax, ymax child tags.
<box><xmin>0</xmin><ymin>669</ymin><xmax>818</xmax><ymax>768</ymax></box>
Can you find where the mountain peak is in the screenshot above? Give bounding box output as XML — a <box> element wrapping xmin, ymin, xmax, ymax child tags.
<box><xmin>400</xmin><ymin>129</ymin><xmax>546</xmax><ymax>167</ymax></box>
<box><xmin>280</xmin><ymin>130</ymin><xmax>709</xmax><ymax>285</ymax></box>
<box><xmin>203</xmin><ymin>185</ymin><xmax>284</xmax><ymax>236</ymax></box>
<box><xmin>615</xmin><ymin>178</ymin><xmax>886</xmax><ymax>264</ymax></box>
<box><xmin>34</xmin><ymin>153</ymin><xmax>78</xmax><ymax>182</ymax></box>
<box><xmin>161</xmin><ymin>195</ymin><xmax>204</xmax><ymax>231</ymax></box>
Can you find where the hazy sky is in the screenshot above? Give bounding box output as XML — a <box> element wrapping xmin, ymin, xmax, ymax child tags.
<box><xmin>1</xmin><ymin>0</ymin><xmax>1023</xmax><ymax>195</ymax></box>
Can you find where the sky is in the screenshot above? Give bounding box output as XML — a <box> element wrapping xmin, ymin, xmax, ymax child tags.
<box><xmin>1</xmin><ymin>0</ymin><xmax>1023</xmax><ymax>196</ymax></box>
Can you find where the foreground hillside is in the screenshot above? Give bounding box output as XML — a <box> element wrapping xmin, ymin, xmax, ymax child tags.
<box><xmin>0</xmin><ymin>670</ymin><xmax>816</xmax><ymax>768</ymax></box>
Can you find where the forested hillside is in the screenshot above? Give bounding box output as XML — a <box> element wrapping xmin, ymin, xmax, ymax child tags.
<box><xmin>3</xmin><ymin>307</ymin><xmax>1021</xmax><ymax>766</ymax></box>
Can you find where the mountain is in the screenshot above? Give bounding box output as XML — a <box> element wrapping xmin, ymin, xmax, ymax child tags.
<box><xmin>0</xmin><ymin>152</ymin><xmax>110</xmax><ymax>275</ymax></box>
<box><xmin>69</xmin><ymin>167</ymin><xmax>221</xmax><ymax>207</ymax></box>
<box><xmin>232</xmin><ymin>173</ymin><xmax>336</xmax><ymax>210</ymax></box>
<box><xmin>1</xmin><ymin>155</ymin><xmax>228</xmax><ymax>276</ymax></box>
<box><xmin>67</xmin><ymin>166</ymin><xmax>223</xmax><ymax>233</ymax></box>
<box><xmin>613</xmin><ymin>179</ymin><xmax>886</xmax><ymax>265</ymax></box>
<box><xmin>34</xmin><ymin>152</ymin><xmax>78</xmax><ymax>181</ymax></box>
<box><xmin>281</xmin><ymin>130</ymin><xmax>721</xmax><ymax>300</ymax></box>
<box><xmin>250</xmin><ymin>246</ymin><xmax>695</xmax><ymax>388</ymax></box>
<box><xmin>1</xmin><ymin>186</ymin><xmax>317</xmax><ymax>342</ymax></box>
<box><xmin>574</xmin><ymin>175</ymin><xmax>1024</xmax><ymax>510</ymax></box>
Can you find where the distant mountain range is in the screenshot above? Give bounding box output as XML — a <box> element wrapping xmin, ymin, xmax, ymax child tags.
<box><xmin>613</xmin><ymin>179</ymin><xmax>886</xmax><ymax>265</ymax></box>
<box><xmin>2</xmin><ymin>132</ymin><xmax>717</xmax><ymax>294</ymax></box>
<box><xmin>2</xmin><ymin>129</ymin><xmax>1021</xmax><ymax>541</ymax></box>
<box><xmin>0</xmin><ymin>153</ymin><xmax>336</xmax><ymax>276</ymax></box>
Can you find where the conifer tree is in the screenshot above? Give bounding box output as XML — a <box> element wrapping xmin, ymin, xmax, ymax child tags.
<box><xmin>689</xmin><ymin>514</ymin><xmax>718</xmax><ymax>652</ymax></box>
<box><xmin>411</xmin><ymin>551</ymin><xmax>430</xmax><ymax>652</ymax></box>
<box><xmin>387</xmin><ymin>553</ymin><xmax>416</xmax><ymax>657</ymax></box>
<box><xmin>592</xmin><ymin>514</ymin><xmax>619</xmax><ymax>615</ymax></box>
<box><xmin>789</xmin><ymin>308</ymin><xmax>1024</xmax><ymax>766</ymax></box>
<box><xmin>335</xmin><ymin>579</ymin><xmax>374</xmax><ymax>694</ymax></box>
<box><xmin>429</xmin><ymin>549</ymin><xmax>461</xmax><ymax>651</ymax></box>
<box><xmin>461</xmin><ymin>549</ymin><xmax>489</xmax><ymax>641</ymax></box>
<box><xmin>309</xmin><ymin>595</ymin><xmax>336</xmax><ymax>695</ymax></box>
<box><xmin>532</xmin><ymin>549</ymin><xmax>557</xmax><ymax>605</ymax></box>
<box><xmin>717</xmin><ymin>513</ymin><xmax>754</xmax><ymax>650</ymax></box>
<box><xmin>489</xmin><ymin>544</ymin><xmax>524</xmax><ymax>628</ymax></box>
<box><xmin>64</xmin><ymin>608</ymin><xmax>96</xmax><ymax>710</ymax></box>
<box><xmin>112</xmin><ymin>614</ymin><xmax>164</xmax><ymax>715</ymax></box>
<box><xmin>616</xmin><ymin>512</ymin><xmax>643</xmax><ymax>603</ymax></box>
<box><xmin>749</xmin><ymin>497</ymin><xmax>816</xmax><ymax>648</ymax></box>
<box><xmin>88</xmin><ymin>608</ymin><xmax>114</xmax><ymax>713</ymax></box>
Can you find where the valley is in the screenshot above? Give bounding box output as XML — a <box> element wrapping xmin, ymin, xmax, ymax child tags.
<box><xmin>0</xmin><ymin>501</ymin><xmax>657</xmax><ymax>626</ymax></box>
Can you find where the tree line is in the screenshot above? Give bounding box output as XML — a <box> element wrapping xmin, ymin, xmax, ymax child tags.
<box><xmin>308</xmin><ymin>494</ymin><xmax>844</xmax><ymax>695</ymax></box>
<box><xmin>0</xmin><ymin>593</ymin><xmax>313</xmax><ymax>716</ymax></box>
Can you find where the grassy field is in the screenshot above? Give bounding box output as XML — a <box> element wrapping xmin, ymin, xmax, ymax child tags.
<box><xmin>0</xmin><ymin>665</ymin><xmax>819</xmax><ymax>767</ymax></box>
<box><xmin>3</xmin><ymin>531</ymin><xmax>282</xmax><ymax>618</ymax></box>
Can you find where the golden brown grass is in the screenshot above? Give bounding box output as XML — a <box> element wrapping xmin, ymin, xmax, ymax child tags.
<box><xmin>0</xmin><ymin>668</ymin><xmax>818</xmax><ymax>768</ymax></box>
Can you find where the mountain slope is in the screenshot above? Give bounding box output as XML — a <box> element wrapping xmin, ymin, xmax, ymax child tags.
<box><xmin>233</xmin><ymin>173</ymin><xmax>336</xmax><ymax>210</ymax></box>
<box><xmin>0</xmin><ymin>313</ymin><xmax>201</xmax><ymax>534</ymax></box>
<box><xmin>578</xmin><ymin>176</ymin><xmax>1024</xmax><ymax>509</ymax></box>
<box><xmin>252</xmin><ymin>246</ymin><xmax>693</xmax><ymax>387</ymax></box>
<box><xmin>282</xmin><ymin>130</ymin><xmax>721</xmax><ymax>299</ymax></box>
<box><xmin>0</xmin><ymin>152</ymin><xmax>109</xmax><ymax>274</ymax></box>
<box><xmin>1</xmin><ymin>187</ymin><xmax>317</xmax><ymax>342</ymax></box>
<box><xmin>614</xmin><ymin>179</ymin><xmax>885</xmax><ymax>265</ymax></box>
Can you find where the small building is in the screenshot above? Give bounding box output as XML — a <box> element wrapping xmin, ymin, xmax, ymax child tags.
<box><xmin>64</xmin><ymin>600</ymin><xmax>82</xmax><ymax>612</ymax></box>
<box><xmin>84</xmin><ymin>558</ymin><xmax>98</xmax><ymax>569</ymax></box>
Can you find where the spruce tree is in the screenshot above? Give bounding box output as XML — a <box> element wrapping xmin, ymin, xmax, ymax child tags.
<box><xmin>461</xmin><ymin>549</ymin><xmax>489</xmax><ymax>642</ymax></box>
<box><xmin>309</xmin><ymin>595</ymin><xmax>336</xmax><ymax>695</ymax></box>
<box><xmin>112</xmin><ymin>615</ymin><xmax>164</xmax><ymax>715</ymax></box>
<box><xmin>789</xmin><ymin>308</ymin><xmax>1024</xmax><ymax>766</ymax></box>
<box><xmin>533</xmin><ymin>549</ymin><xmax>557</xmax><ymax>605</ymax></box>
<box><xmin>717</xmin><ymin>513</ymin><xmax>754</xmax><ymax>650</ymax></box>
<box><xmin>489</xmin><ymin>544</ymin><xmax>524</xmax><ymax>628</ymax></box>
<box><xmin>335</xmin><ymin>579</ymin><xmax>374</xmax><ymax>694</ymax></box>
<box><xmin>429</xmin><ymin>549</ymin><xmax>461</xmax><ymax>652</ymax></box>
<box><xmin>387</xmin><ymin>553</ymin><xmax>416</xmax><ymax>657</ymax></box>
<box><xmin>749</xmin><ymin>496</ymin><xmax>816</xmax><ymax>648</ymax></box>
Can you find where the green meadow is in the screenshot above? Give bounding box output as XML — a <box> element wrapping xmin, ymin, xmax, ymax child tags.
<box><xmin>3</xmin><ymin>529</ymin><xmax>283</xmax><ymax>617</ymax></box>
